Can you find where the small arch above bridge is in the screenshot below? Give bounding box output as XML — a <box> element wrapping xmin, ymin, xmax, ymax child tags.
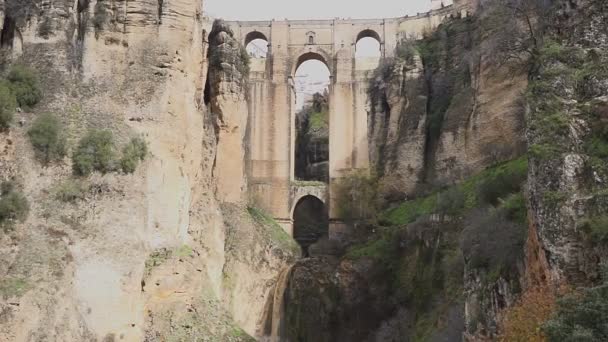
<box><xmin>244</xmin><ymin>30</ymin><xmax>269</xmax><ymax>46</ymax></box>
<box><xmin>356</xmin><ymin>29</ymin><xmax>382</xmax><ymax>44</ymax></box>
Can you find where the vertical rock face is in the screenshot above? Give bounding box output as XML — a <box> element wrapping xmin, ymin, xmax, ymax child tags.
<box><xmin>527</xmin><ymin>0</ymin><xmax>608</xmax><ymax>287</ymax></box>
<box><xmin>207</xmin><ymin>19</ymin><xmax>249</xmax><ymax>204</ymax></box>
<box><xmin>368</xmin><ymin>16</ymin><xmax>527</xmax><ymax>199</ymax></box>
<box><xmin>0</xmin><ymin>2</ymin><xmax>296</xmax><ymax>341</ymax></box>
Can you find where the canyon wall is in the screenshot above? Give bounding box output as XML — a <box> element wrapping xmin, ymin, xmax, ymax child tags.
<box><xmin>0</xmin><ymin>1</ymin><xmax>297</xmax><ymax>341</ymax></box>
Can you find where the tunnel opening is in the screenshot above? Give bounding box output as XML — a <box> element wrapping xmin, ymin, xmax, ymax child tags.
<box><xmin>293</xmin><ymin>195</ymin><xmax>328</xmax><ymax>257</ymax></box>
<box><xmin>294</xmin><ymin>53</ymin><xmax>330</xmax><ymax>182</ymax></box>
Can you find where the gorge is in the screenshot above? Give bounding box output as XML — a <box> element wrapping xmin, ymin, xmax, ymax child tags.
<box><xmin>0</xmin><ymin>0</ymin><xmax>607</xmax><ymax>341</ymax></box>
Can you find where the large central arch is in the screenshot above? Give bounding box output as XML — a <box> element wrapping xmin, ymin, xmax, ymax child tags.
<box><xmin>225</xmin><ymin>5</ymin><xmax>463</xmax><ymax>238</ymax></box>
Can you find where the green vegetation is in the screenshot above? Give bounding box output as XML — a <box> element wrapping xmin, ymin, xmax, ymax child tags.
<box><xmin>73</xmin><ymin>130</ymin><xmax>116</xmax><ymax>176</ymax></box>
<box><xmin>27</xmin><ymin>113</ymin><xmax>67</xmax><ymax>164</ymax></box>
<box><xmin>544</xmin><ymin>273</ymin><xmax>608</xmax><ymax>341</ymax></box>
<box><xmin>0</xmin><ymin>181</ymin><xmax>29</xmax><ymax>228</ymax></box>
<box><xmin>175</xmin><ymin>245</ymin><xmax>193</xmax><ymax>258</ymax></box>
<box><xmin>0</xmin><ymin>277</ymin><xmax>29</xmax><ymax>298</ymax></box>
<box><xmin>308</xmin><ymin>110</ymin><xmax>328</xmax><ymax>131</ymax></box>
<box><xmin>120</xmin><ymin>136</ymin><xmax>148</xmax><ymax>173</ymax></box>
<box><xmin>7</xmin><ymin>65</ymin><xmax>42</xmax><ymax>108</ymax></box>
<box><xmin>333</xmin><ymin>170</ymin><xmax>378</xmax><ymax>222</ymax></box>
<box><xmin>0</xmin><ymin>82</ymin><xmax>16</xmax><ymax>130</ymax></box>
<box><xmin>580</xmin><ymin>215</ymin><xmax>608</xmax><ymax>243</ymax></box>
<box><xmin>73</xmin><ymin>131</ymin><xmax>148</xmax><ymax>176</ymax></box>
<box><xmin>381</xmin><ymin>157</ymin><xmax>528</xmax><ymax>226</ymax></box>
<box><xmin>247</xmin><ymin>206</ymin><xmax>299</xmax><ymax>251</ymax></box>
<box><xmin>53</xmin><ymin>179</ymin><xmax>88</xmax><ymax>203</ymax></box>
<box><xmin>144</xmin><ymin>248</ymin><xmax>172</xmax><ymax>275</ymax></box>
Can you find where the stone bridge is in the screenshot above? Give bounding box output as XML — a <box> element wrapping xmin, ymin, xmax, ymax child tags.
<box><xmin>227</xmin><ymin>0</ymin><xmax>471</xmax><ymax>237</ymax></box>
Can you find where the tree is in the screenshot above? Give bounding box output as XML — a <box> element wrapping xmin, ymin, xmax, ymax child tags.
<box><xmin>481</xmin><ymin>0</ymin><xmax>553</xmax><ymax>73</ymax></box>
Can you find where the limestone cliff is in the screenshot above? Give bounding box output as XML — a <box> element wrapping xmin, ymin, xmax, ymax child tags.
<box><xmin>0</xmin><ymin>2</ymin><xmax>297</xmax><ymax>341</ymax></box>
<box><xmin>368</xmin><ymin>14</ymin><xmax>527</xmax><ymax>200</ymax></box>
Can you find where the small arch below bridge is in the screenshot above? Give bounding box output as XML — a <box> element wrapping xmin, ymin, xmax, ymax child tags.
<box><xmin>290</xmin><ymin>184</ymin><xmax>328</xmax><ymax>256</ymax></box>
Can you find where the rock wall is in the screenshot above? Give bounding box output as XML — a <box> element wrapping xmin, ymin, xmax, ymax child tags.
<box><xmin>369</xmin><ymin>14</ymin><xmax>527</xmax><ymax>199</ymax></box>
<box><xmin>0</xmin><ymin>1</ymin><xmax>297</xmax><ymax>341</ymax></box>
<box><xmin>527</xmin><ymin>0</ymin><xmax>608</xmax><ymax>287</ymax></box>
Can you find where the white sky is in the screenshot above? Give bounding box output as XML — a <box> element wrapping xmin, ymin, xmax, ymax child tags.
<box><xmin>206</xmin><ymin>0</ymin><xmax>434</xmax><ymax>21</ymax></box>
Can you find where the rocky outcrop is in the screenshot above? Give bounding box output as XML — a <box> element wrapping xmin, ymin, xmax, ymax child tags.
<box><xmin>207</xmin><ymin>19</ymin><xmax>249</xmax><ymax>203</ymax></box>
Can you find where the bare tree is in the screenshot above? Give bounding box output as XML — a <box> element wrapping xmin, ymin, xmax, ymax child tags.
<box><xmin>481</xmin><ymin>0</ymin><xmax>553</xmax><ymax>73</ymax></box>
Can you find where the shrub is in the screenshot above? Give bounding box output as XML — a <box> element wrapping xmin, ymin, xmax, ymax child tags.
<box><xmin>580</xmin><ymin>215</ymin><xmax>608</xmax><ymax>243</ymax></box>
<box><xmin>120</xmin><ymin>136</ymin><xmax>147</xmax><ymax>173</ymax></box>
<box><xmin>437</xmin><ymin>187</ymin><xmax>465</xmax><ymax>217</ymax></box>
<box><xmin>476</xmin><ymin>163</ymin><xmax>527</xmax><ymax>206</ymax></box>
<box><xmin>500</xmin><ymin>287</ymin><xmax>557</xmax><ymax>341</ymax></box>
<box><xmin>461</xmin><ymin>208</ymin><xmax>526</xmax><ymax>272</ymax></box>
<box><xmin>27</xmin><ymin>113</ymin><xmax>67</xmax><ymax>164</ymax></box>
<box><xmin>544</xmin><ymin>279</ymin><xmax>608</xmax><ymax>341</ymax></box>
<box><xmin>334</xmin><ymin>170</ymin><xmax>378</xmax><ymax>221</ymax></box>
<box><xmin>0</xmin><ymin>82</ymin><xmax>16</xmax><ymax>130</ymax></box>
<box><xmin>54</xmin><ymin>179</ymin><xmax>87</xmax><ymax>203</ymax></box>
<box><xmin>7</xmin><ymin>65</ymin><xmax>42</xmax><ymax>108</ymax></box>
<box><xmin>0</xmin><ymin>181</ymin><xmax>29</xmax><ymax>228</ymax></box>
<box><xmin>72</xmin><ymin>130</ymin><xmax>116</xmax><ymax>176</ymax></box>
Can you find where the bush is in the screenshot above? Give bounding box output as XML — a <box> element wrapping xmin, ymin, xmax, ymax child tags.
<box><xmin>580</xmin><ymin>215</ymin><xmax>608</xmax><ymax>243</ymax></box>
<box><xmin>7</xmin><ymin>65</ymin><xmax>42</xmax><ymax>108</ymax></box>
<box><xmin>72</xmin><ymin>130</ymin><xmax>116</xmax><ymax>176</ymax></box>
<box><xmin>0</xmin><ymin>181</ymin><xmax>29</xmax><ymax>228</ymax></box>
<box><xmin>0</xmin><ymin>82</ymin><xmax>16</xmax><ymax>130</ymax></box>
<box><xmin>476</xmin><ymin>163</ymin><xmax>527</xmax><ymax>206</ymax></box>
<box><xmin>437</xmin><ymin>187</ymin><xmax>465</xmax><ymax>216</ymax></box>
<box><xmin>544</xmin><ymin>279</ymin><xmax>608</xmax><ymax>341</ymax></box>
<box><xmin>120</xmin><ymin>136</ymin><xmax>147</xmax><ymax>173</ymax></box>
<box><xmin>334</xmin><ymin>170</ymin><xmax>378</xmax><ymax>221</ymax></box>
<box><xmin>460</xmin><ymin>208</ymin><xmax>526</xmax><ymax>272</ymax></box>
<box><xmin>54</xmin><ymin>179</ymin><xmax>87</xmax><ymax>203</ymax></box>
<box><xmin>27</xmin><ymin>113</ymin><xmax>67</xmax><ymax>164</ymax></box>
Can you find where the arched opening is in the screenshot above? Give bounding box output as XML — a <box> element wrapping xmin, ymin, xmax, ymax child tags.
<box><xmin>294</xmin><ymin>53</ymin><xmax>330</xmax><ymax>182</ymax></box>
<box><xmin>293</xmin><ymin>195</ymin><xmax>328</xmax><ymax>256</ymax></box>
<box><xmin>355</xmin><ymin>30</ymin><xmax>382</xmax><ymax>58</ymax></box>
<box><xmin>245</xmin><ymin>31</ymin><xmax>268</xmax><ymax>58</ymax></box>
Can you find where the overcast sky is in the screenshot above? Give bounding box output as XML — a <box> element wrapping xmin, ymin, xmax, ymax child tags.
<box><xmin>205</xmin><ymin>0</ymin><xmax>434</xmax><ymax>21</ymax></box>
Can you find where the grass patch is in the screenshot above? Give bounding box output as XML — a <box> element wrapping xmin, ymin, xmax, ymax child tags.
<box><xmin>54</xmin><ymin>179</ymin><xmax>88</xmax><ymax>203</ymax></box>
<box><xmin>247</xmin><ymin>206</ymin><xmax>299</xmax><ymax>251</ymax></box>
<box><xmin>308</xmin><ymin>110</ymin><xmax>328</xmax><ymax>132</ymax></box>
<box><xmin>380</xmin><ymin>156</ymin><xmax>528</xmax><ymax>226</ymax></box>
<box><xmin>0</xmin><ymin>278</ymin><xmax>29</xmax><ymax>298</ymax></box>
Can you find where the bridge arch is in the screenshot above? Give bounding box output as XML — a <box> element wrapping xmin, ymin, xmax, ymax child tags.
<box><xmin>292</xmin><ymin>194</ymin><xmax>329</xmax><ymax>255</ymax></box>
<box><xmin>292</xmin><ymin>49</ymin><xmax>333</xmax><ymax>77</ymax></box>
<box><xmin>356</xmin><ymin>29</ymin><xmax>382</xmax><ymax>44</ymax></box>
<box><xmin>244</xmin><ymin>31</ymin><xmax>268</xmax><ymax>47</ymax></box>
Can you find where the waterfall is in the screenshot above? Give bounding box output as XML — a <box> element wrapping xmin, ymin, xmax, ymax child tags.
<box><xmin>259</xmin><ymin>265</ymin><xmax>294</xmax><ymax>342</ymax></box>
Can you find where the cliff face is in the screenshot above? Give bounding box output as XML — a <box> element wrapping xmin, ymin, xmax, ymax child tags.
<box><xmin>0</xmin><ymin>2</ymin><xmax>296</xmax><ymax>341</ymax></box>
<box><xmin>527</xmin><ymin>0</ymin><xmax>608</xmax><ymax>287</ymax></box>
<box><xmin>368</xmin><ymin>15</ymin><xmax>527</xmax><ymax>200</ymax></box>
